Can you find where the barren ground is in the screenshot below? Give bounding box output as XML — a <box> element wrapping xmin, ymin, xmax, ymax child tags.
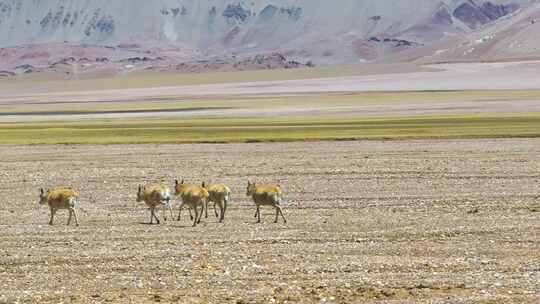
<box><xmin>0</xmin><ymin>139</ymin><xmax>539</xmax><ymax>303</ymax></box>
<box><xmin>1</xmin><ymin>61</ymin><xmax>539</xmax><ymax>123</ymax></box>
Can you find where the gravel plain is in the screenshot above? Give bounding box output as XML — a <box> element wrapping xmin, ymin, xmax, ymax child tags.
<box><xmin>0</xmin><ymin>139</ymin><xmax>539</xmax><ymax>303</ymax></box>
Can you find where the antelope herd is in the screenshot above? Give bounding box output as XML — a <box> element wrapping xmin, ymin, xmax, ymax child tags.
<box><xmin>38</xmin><ymin>180</ymin><xmax>286</xmax><ymax>227</ymax></box>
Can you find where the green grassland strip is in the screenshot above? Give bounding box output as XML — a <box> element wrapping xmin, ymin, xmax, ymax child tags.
<box><xmin>0</xmin><ymin>113</ymin><xmax>539</xmax><ymax>144</ymax></box>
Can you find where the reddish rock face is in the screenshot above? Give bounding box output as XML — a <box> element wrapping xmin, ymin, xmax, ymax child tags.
<box><xmin>18</xmin><ymin>51</ymin><xmax>50</xmax><ymax>60</ymax></box>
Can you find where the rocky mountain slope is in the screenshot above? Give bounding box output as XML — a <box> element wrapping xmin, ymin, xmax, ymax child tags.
<box><xmin>424</xmin><ymin>2</ymin><xmax>540</xmax><ymax>62</ymax></box>
<box><xmin>0</xmin><ymin>0</ymin><xmax>537</xmax><ymax>76</ymax></box>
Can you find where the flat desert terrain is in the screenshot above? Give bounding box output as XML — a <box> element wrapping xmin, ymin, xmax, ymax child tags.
<box><xmin>1</xmin><ymin>61</ymin><xmax>539</xmax><ymax>122</ymax></box>
<box><xmin>0</xmin><ymin>62</ymin><xmax>539</xmax><ymax>144</ymax></box>
<box><xmin>0</xmin><ymin>139</ymin><xmax>538</xmax><ymax>303</ymax></box>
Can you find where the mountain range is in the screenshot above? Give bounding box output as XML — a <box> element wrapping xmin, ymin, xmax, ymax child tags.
<box><xmin>0</xmin><ymin>0</ymin><xmax>539</xmax><ymax>76</ymax></box>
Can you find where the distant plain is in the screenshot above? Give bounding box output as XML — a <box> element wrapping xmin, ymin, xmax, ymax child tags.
<box><xmin>1</xmin><ymin>61</ymin><xmax>539</xmax><ymax>144</ymax></box>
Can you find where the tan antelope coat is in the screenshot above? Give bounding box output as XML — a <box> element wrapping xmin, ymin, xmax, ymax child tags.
<box><xmin>39</xmin><ymin>187</ymin><xmax>80</xmax><ymax>226</ymax></box>
<box><xmin>136</xmin><ymin>183</ymin><xmax>173</xmax><ymax>224</ymax></box>
<box><xmin>202</xmin><ymin>183</ymin><xmax>231</xmax><ymax>222</ymax></box>
<box><xmin>246</xmin><ymin>181</ymin><xmax>286</xmax><ymax>223</ymax></box>
<box><xmin>174</xmin><ymin>179</ymin><xmax>209</xmax><ymax>227</ymax></box>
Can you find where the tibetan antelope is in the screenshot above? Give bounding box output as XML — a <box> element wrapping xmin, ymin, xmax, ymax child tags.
<box><xmin>136</xmin><ymin>183</ymin><xmax>173</xmax><ymax>224</ymax></box>
<box><xmin>38</xmin><ymin>187</ymin><xmax>80</xmax><ymax>226</ymax></box>
<box><xmin>246</xmin><ymin>181</ymin><xmax>286</xmax><ymax>223</ymax></box>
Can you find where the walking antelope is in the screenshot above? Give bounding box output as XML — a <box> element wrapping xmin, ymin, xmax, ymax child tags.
<box><xmin>201</xmin><ymin>182</ymin><xmax>231</xmax><ymax>223</ymax></box>
<box><xmin>246</xmin><ymin>181</ymin><xmax>286</xmax><ymax>223</ymax></box>
<box><xmin>39</xmin><ymin>187</ymin><xmax>80</xmax><ymax>226</ymax></box>
<box><xmin>136</xmin><ymin>183</ymin><xmax>173</xmax><ymax>224</ymax></box>
<box><xmin>174</xmin><ymin>179</ymin><xmax>209</xmax><ymax>227</ymax></box>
